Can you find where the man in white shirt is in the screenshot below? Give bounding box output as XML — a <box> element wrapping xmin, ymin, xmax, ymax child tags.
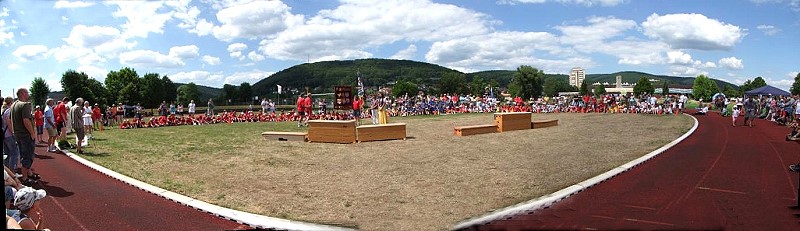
<box><xmin>261</xmin><ymin>98</ymin><xmax>268</xmax><ymax>113</ymax></box>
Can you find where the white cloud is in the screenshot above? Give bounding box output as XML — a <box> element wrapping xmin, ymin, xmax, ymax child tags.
<box><xmin>260</xmin><ymin>0</ymin><xmax>492</xmax><ymax>61</ymax></box>
<box><xmin>19</xmin><ymin>32</ymin><xmax>27</xmax><ymax>37</ymax></box>
<box><xmin>426</xmin><ymin>31</ymin><xmax>588</xmax><ymax>72</ymax></box>
<box><xmin>191</xmin><ymin>18</ymin><xmax>214</xmax><ymax>36</ymax></box>
<box><xmin>168</xmin><ymin>45</ymin><xmax>200</xmax><ymax>59</ymax></box>
<box><xmin>669</xmin><ymin>66</ymin><xmax>708</xmax><ymax>77</ymax></box>
<box><xmin>0</xmin><ymin>19</ymin><xmax>13</xmax><ymax>46</ymax></box>
<box><xmin>391</xmin><ymin>44</ymin><xmax>417</xmax><ymax>60</ymax></box>
<box><xmin>227</xmin><ymin>43</ymin><xmax>247</xmax><ymax>59</ymax></box>
<box><xmin>789</xmin><ymin>71</ymin><xmax>799</xmax><ymax>78</ymax></box>
<box><xmin>666</xmin><ymin>50</ymin><xmax>716</xmax><ymax>69</ymax></box>
<box><xmin>119</xmin><ymin>50</ymin><xmax>184</xmax><ymax>68</ymax></box>
<box><xmin>765</xmin><ymin>77</ymin><xmax>794</xmax><ymax>91</ymax></box>
<box><xmin>169</xmin><ymin>70</ymin><xmax>224</xmax><ymax>86</ymax></box>
<box><xmin>45</xmin><ymin>79</ymin><xmax>63</xmax><ymax>92</ymax></box>
<box><xmin>108</xmin><ymin>1</ymin><xmax>174</xmax><ymax>38</ymax></box>
<box><xmin>756</xmin><ymin>25</ymin><xmax>781</xmax><ymax>35</ymax></box>
<box><xmin>7</xmin><ymin>63</ymin><xmax>20</xmax><ymax>70</ymax></box>
<box><xmin>718</xmin><ymin>57</ymin><xmax>744</xmax><ymax>70</ymax></box>
<box><xmin>750</xmin><ymin>0</ymin><xmax>800</xmax><ymax>11</ymax></box>
<box><xmin>211</xmin><ymin>1</ymin><xmax>302</xmax><ymax>42</ymax></box>
<box><xmin>63</xmin><ymin>25</ymin><xmax>120</xmax><ymax>48</ymax></box>
<box><xmin>223</xmin><ymin>69</ymin><xmax>274</xmax><ymax>85</ymax></box>
<box><xmin>54</xmin><ymin>1</ymin><xmax>96</xmax><ymax>9</ymax></box>
<box><xmin>642</xmin><ymin>13</ymin><xmax>745</xmax><ymax>50</ymax></box>
<box><xmin>247</xmin><ymin>51</ymin><xmax>265</xmax><ymax>62</ymax></box>
<box><xmin>13</xmin><ymin>45</ymin><xmax>49</xmax><ymax>61</ymax></box>
<box><xmin>202</xmin><ymin>55</ymin><xmax>221</xmax><ymax>65</ymax></box>
<box><xmin>499</xmin><ymin>0</ymin><xmax>626</xmax><ymax>6</ymax></box>
<box><xmin>557</xmin><ymin>16</ymin><xmax>637</xmax><ymax>45</ymax></box>
<box><xmin>76</xmin><ymin>65</ymin><xmax>107</xmax><ymax>81</ymax></box>
<box><xmin>61</xmin><ymin>16</ymin><xmax>68</xmax><ymax>22</ymax></box>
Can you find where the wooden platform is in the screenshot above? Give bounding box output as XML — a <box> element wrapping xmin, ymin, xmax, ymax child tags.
<box><xmin>531</xmin><ymin>119</ymin><xmax>559</xmax><ymax>129</ymax></box>
<box><xmin>261</xmin><ymin>131</ymin><xmax>307</xmax><ymax>142</ymax></box>
<box><xmin>307</xmin><ymin>120</ymin><xmax>357</xmax><ymax>143</ymax></box>
<box><xmin>357</xmin><ymin>123</ymin><xmax>407</xmax><ymax>142</ymax></box>
<box><xmin>454</xmin><ymin>124</ymin><xmax>498</xmax><ymax>136</ymax></box>
<box><xmin>494</xmin><ymin>112</ymin><xmax>532</xmax><ymax>132</ymax></box>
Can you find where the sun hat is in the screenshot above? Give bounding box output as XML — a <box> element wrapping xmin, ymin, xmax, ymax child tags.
<box><xmin>13</xmin><ymin>187</ymin><xmax>46</xmax><ymax>211</ymax></box>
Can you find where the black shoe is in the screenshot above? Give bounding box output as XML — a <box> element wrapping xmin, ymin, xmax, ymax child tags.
<box><xmin>22</xmin><ymin>178</ymin><xmax>38</xmax><ymax>186</ymax></box>
<box><xmin>790</xmin><ymin>164</ymin><xmax>800</xmax><ymax>172</ymax></box>
<box><xmin>29</xmin><ymin>173</ymin><xmax>41</xmax><ymax>180</ymax></box>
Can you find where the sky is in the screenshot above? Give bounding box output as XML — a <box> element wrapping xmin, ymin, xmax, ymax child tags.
<box><xmin>1</xmin><ymin>0</ymin><xmax>799</xmax><ymax>98</ymax></box>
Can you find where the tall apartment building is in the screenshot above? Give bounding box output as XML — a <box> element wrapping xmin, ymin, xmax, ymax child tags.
<box><xmin>569</xmin><ymin>67</ymin><xmax>585</xmax><ymax>87</ymax></box>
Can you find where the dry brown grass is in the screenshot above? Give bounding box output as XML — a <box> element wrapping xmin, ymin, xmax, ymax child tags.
<box><xmin>81</xmin><ymin>113</ymin><xmax>693</xmax><ymax>230</ymax></box>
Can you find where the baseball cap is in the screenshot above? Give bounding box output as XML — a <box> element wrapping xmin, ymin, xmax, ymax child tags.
<box><xmin>13</xmin><ymin>187</ymin><xmax>47</xmax><ymax>211</ymax></box>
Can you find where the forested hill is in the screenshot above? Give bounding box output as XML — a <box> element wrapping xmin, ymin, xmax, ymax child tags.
<box><xmin>174</xmin><ymin>83</ymin><xmax>221</xmax><ymax>101</ymax></box>
<box><xmin>252</xmin><ymin>59</ymin><xmax>461</xmax><ymax>95</ymax></box>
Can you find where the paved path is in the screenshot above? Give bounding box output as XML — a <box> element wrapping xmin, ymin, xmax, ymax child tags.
<box><xmin>470</xmin><ymin>113</ymin><xmax>800</xmax><ymax>230</ymax></box>
<box><xmin>27</xmin><ymin>133</ymin><xmax>248</xmax><ymax>230</ymax></box>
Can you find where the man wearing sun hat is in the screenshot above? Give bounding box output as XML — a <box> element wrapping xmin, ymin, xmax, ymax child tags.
<box><xmin>11</xmin><ymin>186</ymin><xmax>48</xmax><ymax>230</ymax></box>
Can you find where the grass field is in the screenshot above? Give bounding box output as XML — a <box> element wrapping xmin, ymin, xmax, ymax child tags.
<box><xmin>74</xmin><ymin>112</ymin><xmax>693</xmax><ymax>230</ymax></box>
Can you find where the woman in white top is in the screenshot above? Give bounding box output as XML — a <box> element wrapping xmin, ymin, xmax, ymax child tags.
<box><xmin>188</xmin><ymin>100</ymin><xmax>196</xmax><ymax>115</ymax></box>
<box><xmin>82</xmin><ymin>101</ymin><xmax>93</xmax><ymax>139</ymax></box>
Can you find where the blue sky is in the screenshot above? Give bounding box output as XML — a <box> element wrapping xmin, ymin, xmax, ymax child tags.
<box><xmin>1</xmin><ymin>0</ymin><xmax>799</xmax><ymax>98</ymax></box>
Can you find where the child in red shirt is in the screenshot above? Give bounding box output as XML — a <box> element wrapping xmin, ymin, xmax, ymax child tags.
<box><xmin>34</xmin><ymin>106</ymin><xmax>44</xmax><ymax>143</ymax></box>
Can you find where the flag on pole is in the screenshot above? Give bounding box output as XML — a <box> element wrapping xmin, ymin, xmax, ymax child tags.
<box><xmin>357</xmin><ymin>69</ymin><xmax>364</xmax><ymax>97</ymax></box>
<box><xmin>277</xmin><ymin>85</ymin><xmax>282</xmax><ymax>94</ymax></box>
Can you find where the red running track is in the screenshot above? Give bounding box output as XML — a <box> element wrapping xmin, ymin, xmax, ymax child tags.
<box><xmin>470</xmin><ymin>113</ymin><xmax>800</xmax><ymax>230</ymax></box>
<box><xmin>27</xmin><ymin>136</ymin><xmax>249</xmax><ymax>230</ymax></box>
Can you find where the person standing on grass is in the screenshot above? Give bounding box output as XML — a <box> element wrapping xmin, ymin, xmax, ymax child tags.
<box><xmin>43</xmin><ymin>99</ymin><xmax>57</xmax><ymax>153</ymax></box>
<box><xmin>10</xmin><ymin>88</ymin><xmax>38</xmax><ymax>185</ymax></box>
<box><xmin>296</xmin><ymin>94</ymin><xmax>306</xmax><ymax>127</ymax></box>
<box><xmin>33</xmin><ymin>106</ymin><xmax>43</xmax><ymax>144</ymax></box>
<box><xmin>207</xmin><ymin>98</ymin><xmax>215</xmax><ymax>116</ymax></box>
<box><xmin>70</xmin><ymin>98</ymin><xmax>85</xmax><ymax>154</ymax></box>
<box><xmin>188</xmin><ymin>100</ymin><xmax>196</xmax><ymax>116</ymax></box>
<box><xmin>82</xmin><ymin>101</ymin><xmax>93</xmax><ymax>140</ymax></box>
<box><xmin>304</xmin><ymin>93</ymin><xmax>313</xmax><ymax>124</ymax></box>
<box><xmin>92</xmin><ymin>104</ymin><xmax>102</xmax><ymax>132</ymax></box>
<box><xmin>744</xmin><ymin>95</ymin><xmax>756</xmax><ymax>128</ymax></box>
<box><xmin>369</xmin><ymin>94</ymin><xmax>379</xmax><ymax>125</ymax></box>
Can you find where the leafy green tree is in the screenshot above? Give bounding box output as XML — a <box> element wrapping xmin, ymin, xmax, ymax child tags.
<box><xmin>543</xmin><ymin>77</ymin><xmax>571</xmax><ymax>96</ymax></box>
<box><xmin>509</xmin><ymin>65</ymin><xmax>544</xmax><ymax>99</ymax></box>
<box><xmin>221</xmin><ymin>84</ymin><xmax>238</xmax><ymax>105</ymax></box>
<box><xmin>791</xmin><ymin>72</ymin><xmax>800</xmax><ymax>96</ymax></box>
<box><xmin>692</xmin><ymin>74</ymin><xmax>719</xmax><ymax>101</ymax></box>
<box><xmin>722</xmin><ymin>85</ymin><xmax>740</xmax><ymax>98</ymax></box>
<box><xmin>140</xmin><ymin>73</ymin><xmax>164</xmax><ymax>108</ymax></box>
<box><xmin>86</xmin><ymin>78</ymin><xmax>109</xmax><ymax>107</ymax></box>
<box><xmin>30</xmin><ymin>77</ymin><xmax>50</xmax><ymax>107</ymax></box>
<box><xmin>438</xmin><ymin>72</ymin><xmax>468</xmax><ymax>94</ymax></box>
<box><xmin>238</xmin><ymin>82</ymin><xmax>252</xmax><ymax>103</ymax></box>
<box><xmin>579</xmin><ymin>81</ymin><xmax>588</xmax><ymax>96</ymax></box>
<box><xmin>633</xmin><ymin>77</ymin><xmax>655</xmax><ymax>96</ymax></box>
<box><xmin>661</xmin><ymin>81</ymin><xmax>669</xmax><ymax>95</ymax></box>
<box><xmin>392</xmin><ymin>80</ymin><xmax>419</xmax><ymax>97</ymax></box>
<box><xmin>470</xmin><ymin>76</ymin><xmax>486</xmax><ymax>96</ymax></box>
<box><xmin>177</xmin><ymin>82</ymin><xmax>200</xmax><ymax>105</ymax></box>
<box><xmin>739</xmin><ymin>76</ymin><xmax>768</xmax><ymax>93</ymax></box>
<box><xmin>105</xmin><ymin>67</ymin><xmax>140</xmax><ymax>104</ymax></box>
<box><xmin>594</xmin><ymin>84</ymin><xmax>606</xmax><ymax>96</ymax></box>
<box><xmin>162</xmin><ymin>76</ymin><xmax>177</xmax><ymax>103</ymax></box>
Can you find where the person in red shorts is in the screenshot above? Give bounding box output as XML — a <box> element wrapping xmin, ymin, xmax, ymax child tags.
<box><xmin>304</xmin><ymin>93</ymin><xmax>312</xmax><ymax>125</ymax></box>
<box><xmin>33</xmin><ymin>106</ymin><xmax>44</xmax><ymax>144</ymax></box>
<box><xmin>53</xmin><ymin>97</ymin><xmax>68</xmax><ymax>141</ymax></box>
<box><xmin>296</xmin><ymin>94</ymin><xmax>306</xmax><ymax>127</ymax></box>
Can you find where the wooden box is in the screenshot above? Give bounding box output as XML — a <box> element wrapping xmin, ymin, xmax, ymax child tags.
<box><xmin>531</xmin><ymin>119</ymin><xmax>559</xmax><ymax>129</ymax></box>
<box><xmin>262</xmin><ymin>132</ymin><xmax>307</xmax><ymax>142</ymax></box>
<box><xmin>454</xmin><ymin>124</ymin><xmax>498</xmax><ymax>136</ymax></box>
<box><xmin>494</xmin><ymin>112</ymin><xmax>532</xmax><ymax>132</ymax></box>
<box><xmin>357</xmin><ymin>123</ymin><xmax>407</xmax><ymax>142</ymax></box>
<box><xmin>307</xmin><ymin>120</ymin><xmax>357</xmax><ymax>143</ymax></box>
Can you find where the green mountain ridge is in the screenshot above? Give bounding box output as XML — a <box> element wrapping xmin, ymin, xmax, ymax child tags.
<box><xmin>170</xmin><ymin>59</ymin><xmax>738</xmax><ymax>96</ymax></box>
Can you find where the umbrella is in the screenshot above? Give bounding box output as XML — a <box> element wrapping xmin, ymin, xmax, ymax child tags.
<box><xmin>711</xmin><ymin>93</ymin><xmax>726</xmax><ymax>100</ymax></box>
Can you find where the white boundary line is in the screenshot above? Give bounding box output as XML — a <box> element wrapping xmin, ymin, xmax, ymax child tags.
<box><xmin>59</xmin><ymin>149</ymin><xmax>356</xmax><ymax>231</ymax></box>
<box><xmin>452</xmin><ymin>114</ymin><xmax>699</xmax><ymax>230</ymax></box>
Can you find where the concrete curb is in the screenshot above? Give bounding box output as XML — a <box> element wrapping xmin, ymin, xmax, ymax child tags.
<box><xmin>59</xmin><ymin>148</ymin><xmax>356</xmax><ymax>231</ymax></box>
<box><xmin>452</xmin><ymin>114</ymin><xmax>699</xmax><ymax>230</ymax></box>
